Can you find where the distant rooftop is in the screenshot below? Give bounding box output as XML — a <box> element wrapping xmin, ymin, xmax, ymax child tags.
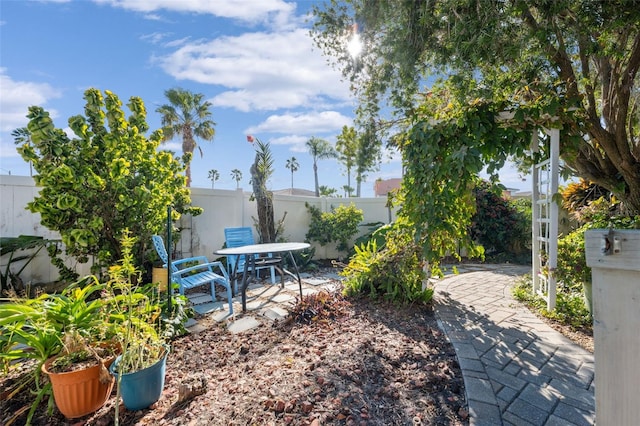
<box><xmin>272</xmin><ymin>188</ymin><xmax>316</xmax><ymax>197</ymax></box>
<box><xmin>374</xmin><ymin>178</ymin><xmax>402</xmax><ymax>197</ymax></box>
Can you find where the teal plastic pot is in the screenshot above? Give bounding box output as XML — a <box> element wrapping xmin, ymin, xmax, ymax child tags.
<box><xmin>110</xmin><ymin>349</ymin><xmax>169</xmax><ymax>411</ymax></box>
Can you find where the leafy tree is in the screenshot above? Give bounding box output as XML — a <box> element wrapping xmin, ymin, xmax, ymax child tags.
<box><xmin>16</xmin><ymin>88</ymin><xmax>201</xmax><ymax>276</ymax></box>
<box><xmin>285</xmin><ymin>156</ymin><xmax>299</xmax><ymax>190</ymax></box>
<box><xmin>312</xmin><ymin>0</ymin><xmax>640</xmax><ymax>214</ymax></box>
<box><xmin>306</xmin><ymin>136</ymin><xmax>337</xmax><ymax>197</ymax></box>
<box><xmin>156</xmin><ymin>88</ymin><xmax>216</xmax><ymax>187</ymax></box>
<box><xmin>335</xmin><ymin>126</ymin><xmax>357</xmax><ymax>196</ymax></box>
<box><xmin>207</xmin><ymin>169</ymin><xmax>219</xmax><ymax>189</ymax></box>
<box><xmin>11</xmin><ymin>127</ymin><xmax>33</xmax><ymax>176</ymax></box>
<box><xmin>230</xmin><ymin>169</ymin><xmax>242</xmax><ymax>189</ymax></box>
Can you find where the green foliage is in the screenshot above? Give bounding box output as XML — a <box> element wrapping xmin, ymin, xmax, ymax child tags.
<box><xmin>306</xmin><ymin>136</ymin><xmax>337</xmax><ymax>197</ymax></box>
<box><xmin>305</xmin><ymin>203</ymin><xmax>364</xmax><ymax>253</ymax></box>
<box><xmin>156</xmin><ymin>87</ymin><xmax>216</xmax><ymax>187</ymax></box>
<box><xmin>0</xmin><ymin>235</ymin><xmax>54</xmax><ymax>294</ymax></box>
<box><xmin>0</xmin><ymin>275</ymin><xmax>109</xmax><ymax>424</ymax></box>
<box><xmin>17</xmin><ymin>88</ymin><xmax>201</xmax><ymax>276</ymax></box>
<box><xmin>318</xmin><ymin>185</ymin><xmax>338</xmax><ymax>197</ymax></box>
<box><xmin>400</xmin><ymin>93</ymin><xmax>529</xmax><ymax>272</ymax></box>
<box><xmin>556</xmin><ymin>206</ymin><xmax>640</xmax><ymax>291</ymax></box>
<box><xmin>561</xmin><ymin>180</ymin><xmax>611</xmax><ymax>223</ymax></box>
<box><xmin>335</xmin><ymin>125</ymin><xmax>357</xmax><ymax>196</ymax></box>
<box><xmin>352</xmin><ymin>221</ymin><xmax>387</xmax><ymax>253</ymax></box>
<box><xmin>512</xmin><ymin>275</ymin><xmax>592</xmax><ymax>331</ymax></box>
<box><xmin>556</xmin><ymin>227</ymin><xmax>591</xmax><ymax>291</ymax></box>
<box><xmin>249</xmin><ymin>137</ymin><xmax>277</xmax><ymax>243</ymax></box>
<box><xmin>107</xmin><ymin>231</ymin><xmax>189</xmax><ymax>361</ymax></box>
<box><xmin>313</xmin><ymin>0</ymin><xmax>640</xmax><ymax>214</ymax></box>
<box><xmin>354</xmin><ymin>120</ymin><xmax>382</xmax><ymax>196</ymax></box>
<box><xmin>283</xmin><ymin>247</ymin><xmax>318</xmax><ymax>273</ymax></box>
<box><xmin>0</xmin><ymin>232</ymin><xmax>191</xmax><ymax>424</ymax></box>
<box><xmin>470</xmin><ymin>181</ymin><xmax>531</xmax><ymax>258</ymax></box>
<box><xmin>341</xmin><ymin>220</ymin><xmax>433</xmax><ymax>304</ymax></box>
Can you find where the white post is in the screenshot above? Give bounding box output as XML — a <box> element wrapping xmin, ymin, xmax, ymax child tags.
<box><xmin>547</xmin><ymin>128</ymin><xmax>559</xmax><ymax>310</ymax></box>
<box><xmin>585</xmin><ymin>229</ymin><xmax>640</xmax><ymax>425</ymax></box>
<box><xmin>531</xmin><ymin>132</ymin><xmax>541</xmax><ymax>295</ymax></box>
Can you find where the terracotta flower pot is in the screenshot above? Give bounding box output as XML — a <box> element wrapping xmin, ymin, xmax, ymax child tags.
<box><xmin>42</xmin><ymin>355</ymin><xmax>115</xmax><ymax>419</ymax></box>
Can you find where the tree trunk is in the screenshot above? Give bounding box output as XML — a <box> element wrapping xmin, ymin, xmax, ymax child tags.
<box><xmin>313</xmin><ymin>162</ymin><xmax>319</xmax><ymax>197</ymax></box>
<box><xmin>250</xmin><ymin>156</ymin><xmax>276</xmax><ymax>243</ymax></box>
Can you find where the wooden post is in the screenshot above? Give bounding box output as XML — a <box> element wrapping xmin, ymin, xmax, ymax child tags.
<box><xmin>585</xmin><ymin>229</ymin><xmax>640</xmax><ymax>425</ymax></box>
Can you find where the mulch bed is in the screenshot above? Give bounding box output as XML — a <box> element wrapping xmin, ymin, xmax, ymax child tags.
<box><xmin>1</xmin><ymin>292</ymin><xmax>468</xmax><ymax>426</ymax></box>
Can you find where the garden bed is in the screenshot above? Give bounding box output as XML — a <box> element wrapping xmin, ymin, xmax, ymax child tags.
<box><xmin>1</xmin><ymin>294</ymin><xmax>468</xmax><ymax>425</ymax></box>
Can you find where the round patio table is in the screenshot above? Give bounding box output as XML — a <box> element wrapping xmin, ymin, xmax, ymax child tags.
<box><xmin>215</xmin><ymin>242</ymin><xmax>310</xmax><ymax>312</ymax></box>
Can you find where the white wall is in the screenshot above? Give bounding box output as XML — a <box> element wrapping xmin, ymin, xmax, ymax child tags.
<box><xmin>0</xmin><ymin>174</ymin><xmax>395</xmax><ymax>284</ymax></box>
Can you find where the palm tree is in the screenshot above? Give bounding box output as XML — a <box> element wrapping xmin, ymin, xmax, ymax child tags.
<box><xmin>231</xmin><ymin>169</ymin><xmax>242</xmax><ymax>189</ymax></box>
<box><xmin>156</xmin><ymin>88</ymin><xmax>216</xmax><ymax>187</ymax></box>
<box><xmin>285</xmin><ymin>156</ymin><xmax>299</xmax><ymax>191</ymax></box>
<box><xmin>305</xmin><ymin>137</ymin><xmax>336</xmax><ymax>197</ymax></box>
<box><xmin>12</xmin><ymin>127</ymin><xmax>33</xmax><ymax>176</ymax></box>
<box><xmin>335</xmin><ymin>126</ymin><xmax>357</xmax><ymax>197</ymax></box>
<box><xmin>318</xmin><ymin>185</ymin><xmax>338</xmax><ymax>197</ymax></box>
<box><xmin>208</xmin><ymin>169</ymin><xmax>219</xmax><ymax>189</ymax></box>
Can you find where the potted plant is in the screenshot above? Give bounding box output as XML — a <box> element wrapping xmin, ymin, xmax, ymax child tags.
<box><xmin>0</xmin><ymin>275</ymin><xmax>114</xmax><ymax>423</ymax></box>
<box><xmin>107</xmin><ymin>232</ymin><xmax>170</xmax><ymax>414</ymax></box>
<box><xmin>40</xmin><ymin>331</ymin><xmax>118</xmax><ymax>419</ymax></box>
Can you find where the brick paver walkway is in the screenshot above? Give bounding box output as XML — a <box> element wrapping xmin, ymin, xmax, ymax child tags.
<box><xmin>434</xmin><ymin>264</ymin><xmax>595</xmax><ymax>426</ymax></box>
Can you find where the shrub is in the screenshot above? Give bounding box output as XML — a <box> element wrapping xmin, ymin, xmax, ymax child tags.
<box><xmin>305</xmin><ymin>203</ymin><xmax>364</xmax><ymax>253</ymax></box>
<box><xmin>341</xmin><ymin>220</ymin><xmax>432</xmax><ymax>304</ymax></box>
<box><xmin>469</xmin><ymin>181</ymin><xmax>530</xmax><ymax>257</ymax></box>
<box><xmin>556</xmin><ymin>208</ymin><xmax>640</xmax><ymax>289</ymax></box>
<box><xmin>17</xmin><ymin>89</ymin><xmax>201</xmax><ymax>277</ymax></box>
<box><xmin>561</xmin><ymin>179</ymin><xmax>610</xmax><ymax>223</ymax></box>
<box><xmin>554</xmin><ymin>201</ymin><xmax>639</xmax><ymax>314</ymax></box>
<box><xmin>512</xmin><ymin>275</ymin><xmax>592</xmax><ymax>331</ymax></box>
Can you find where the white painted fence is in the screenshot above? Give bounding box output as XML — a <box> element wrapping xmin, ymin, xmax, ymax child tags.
<box><xmin>0</xmin><ymin>175</ymin><xmax>395</xmax><ymax>285</ymax></box>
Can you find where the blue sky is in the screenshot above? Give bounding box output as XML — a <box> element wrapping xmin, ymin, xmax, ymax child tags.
<box><xmin>0</xmin><ymin>0</ymin><xmax>529</xmax><ymax>196</ymax></box>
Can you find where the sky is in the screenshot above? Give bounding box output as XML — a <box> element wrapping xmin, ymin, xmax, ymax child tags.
<box><xmin>0</xmin><ymin>0</ymin><xmax>530</xmax><ymax>197</ymax></box>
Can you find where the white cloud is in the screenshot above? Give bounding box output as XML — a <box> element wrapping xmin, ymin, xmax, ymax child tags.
<box><xmin>94</xmin><ymin>0</ymin><xmax>296</xmax><ymax>24</ymax></box>
<box><xmin>0</xmin><ymin>69</ymin><xmax>62</xmax><ymax>132</ymax></box>
<box><xmin>156</xmin><ymin>29</ymin><xmax>351</xmax><ymax>111</ymax></box>
<box><xmin>140</xmin><ymin>31</ymin><xmax>171</xmax><ymax>44</ymax></box>
<box><xmin>246</xmin><ymin>110</ymin><xmax>352</xmax><ymax>135</ymax></box>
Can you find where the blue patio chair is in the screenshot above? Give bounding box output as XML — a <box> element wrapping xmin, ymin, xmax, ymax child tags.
<box><xmin>224</xmin><ymin>227</ymin><xmax>277</xmax><ymax>293</ymax></box>
<box><xmin>152</xmin><ymin>235</ymin><xmax>233</xmax><ymax>314</ymax></box>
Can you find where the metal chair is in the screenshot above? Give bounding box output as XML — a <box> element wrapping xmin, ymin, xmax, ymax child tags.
<box><xmin>223</xmin><ymin>227</ymin><xmax>277</xmax><ymax>293</ymax></box>
<box><xmin>152</xmin><ymin>235</ymin><xmax>233</xmax><ymax>314</ymax></box>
